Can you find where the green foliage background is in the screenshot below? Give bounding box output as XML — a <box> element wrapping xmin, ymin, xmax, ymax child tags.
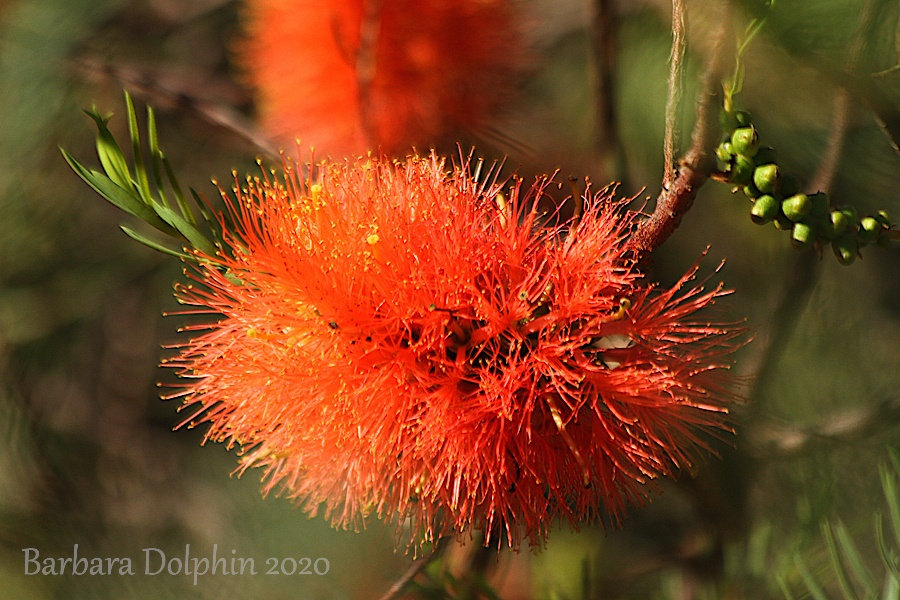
<box><xmin>2</xmin><ymin>0</ymin><xmax>900</xmax><ymax>598</ymax></box>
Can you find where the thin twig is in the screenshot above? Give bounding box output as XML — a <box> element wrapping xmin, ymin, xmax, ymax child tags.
<box><xmin>663</xmin><ymin>0</ymin><xmax>688</xmax><ymax>192</ymax></box>
<box><xmin>629</xmin><ymin>0</ymin><xmax>731</xmax><ymax>255</ymax></box>
<box><xmin>375</xmin><ymin>537</ymin><xmax>450</xmax><ymax>600</ymax></box>
<box><xmin>74</xmin><ymin>56</ymin><xmax>279</xmax><ymax>157</ymax></box>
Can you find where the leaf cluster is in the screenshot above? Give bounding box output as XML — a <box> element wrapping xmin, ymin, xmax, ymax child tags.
<box><xmin>61</xmin><ymin>92</ymin><xmax>224</xmax><ymax>264</ymax></box>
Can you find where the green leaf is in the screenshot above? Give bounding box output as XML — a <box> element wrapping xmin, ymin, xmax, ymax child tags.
<box><xmin>881</xmin><ymin>462</ymin><xmax>900</xmax><ymax>552</ymax></box>
<box><xmin>883</xmin><ymin>570</ymin><xmax>899</xmax><ymax>600</ymax></box>
<box><xmin>794</xmin><ymin>554</ymin><xmax>830</xmax><ymax>600</ymax></box>
<box><xmin>823</xmin><ymin>521</ymin><xmax>860</xmax><ymax>600</ymax></box>
<box><xmin>153</xmin><ymin>202</ymin><xmax>219</xmax><ymax>258</ymax></box>
<box><xmin>778</xmin><ymin>574</ymin><xmax>797</xmax><ymax>600</ymax></box>
<box><xmin>62</xmin><ymin>149</ymin><xmax>177</xmax><ymax>236</ymax></box>
<box><xmin>83</xmin><ymin>107</ymin><xmax>135</xmax><ymax>192</ymax></box>
<box><xmin>120</xmin><ymin>225</ymin><xmax>193</xmax><ymax>260</ymax></box>
<box><xmin>193</xmin><ymin>188</ymin><xmax>225</xmax><ymax>242</ymax></box>
<box><xmin>125</xmin><ymin>91</ymin><xmax>153</xmax><ymax>205</ymax></box>
<box><xmin>876</xmin><ymin>513</ymin><xmax>900</xmax><ymax>580</ymax></box>
<box><xmin>833</xmin><ymin>520</ymin><xmax>876</xmax><ymax>598</ymax></box>
<box><xmin>163</xmin><ymin>154</ymin><xmax>197</xmax><ymax>227</ymax></box>
<box><xmin>147</xmin><ymin>105</ymin><xmax>169</xmax><ymax>208</ymax></box>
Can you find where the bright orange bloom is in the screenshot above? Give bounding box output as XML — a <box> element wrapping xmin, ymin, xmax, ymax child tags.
<box><xmin>170</xmin><ymin>155</ymin><xmax>742</xmax><ymax>548</ymax></box>
<box><xmin>237</xmin><ymin>0</ymin><xmax>524</xmax><ymax>157</ymax></box>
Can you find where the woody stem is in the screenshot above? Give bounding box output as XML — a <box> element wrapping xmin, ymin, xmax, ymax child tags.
<box><xmin>628</xmin><ymin>0</ymin><xmax>731</xmax><ymax>256</ymax></box>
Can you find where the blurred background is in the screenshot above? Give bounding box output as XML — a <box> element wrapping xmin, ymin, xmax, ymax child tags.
<box><xmin>2</xmin><ymin>0</ymin><xmax>900</xmax><ymax>598</ymax></box>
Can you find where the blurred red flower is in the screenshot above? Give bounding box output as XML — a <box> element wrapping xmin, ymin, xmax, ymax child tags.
<box><xmin>237</xmin><ymin>0</ymin><xmax>525</xmax><ymax>157</ymax></box>
<box><xmin>170</xmin><ymin>154</ymin><xmax>742</xmax><ymax>547</ymax></box>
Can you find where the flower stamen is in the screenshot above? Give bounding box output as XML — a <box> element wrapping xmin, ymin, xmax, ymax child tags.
<box><xmin>545</xmin><ymin>394</ymin><xmax>591</xmax><ymax>488</ymax></box>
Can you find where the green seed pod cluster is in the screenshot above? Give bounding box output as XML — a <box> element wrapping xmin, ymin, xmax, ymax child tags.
<box><xmin>716</xmin><ymin>109</ymin><xmax>897</xmax><ymax>264</ymax></box>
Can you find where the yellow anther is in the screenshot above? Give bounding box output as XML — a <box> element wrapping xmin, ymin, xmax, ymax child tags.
<box><xmin>310</xmin><ymin>183</ymin><xmax>322</xmax><ymax>199</ymax></box>
<box><xmin>496</xmin><ymin>192</ymin><xmax>508</xmax><ymax>228</ymax></box>
<box><xmin>600</xmin><ymin>297</ymin><xmax>632</xmax><ymax>324</ymax></box>
<box><xmin>612</xmin><ymin>298</ymin><xmax>631</xmax><ymax>320</ymax></box>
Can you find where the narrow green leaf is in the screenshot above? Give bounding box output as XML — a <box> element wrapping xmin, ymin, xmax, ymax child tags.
<box><xmin>876</xmin><ymin>513</ymin><xmax>900</xmax><ymax>580</ymax></box>
<box><xmin>881</xmin><ymin>463</ymin><xmax>900</xmax><ymax>552</ymax></box>
<box><xmin>153</xmin><ymin>203</ymin><xmax>218</xmax><ymax>257</ymax></box>
<box><xmin>888</xmin><ymin>449</ymin><xmax>900</xmax><ymax>486</ymax></box>
<box><xmin>62</xmin><ymin>149</ymin><xmax>177</xmax><ymax>236</ymax></box>
<box><xmin>778</xmin><ymin>574</ymin><xmax>797</xmax><ymax>600</ymax></box>
<box><xmin>794</xmin><ymin>554</ymin><xmax>831</xmax><ymax>600</ymax></box>
<box><xmin>834</xmin><ymin>520</ymin><xmax>877</xmax><ymax>598</ymax></box>
<box><xmin>740</xmin><ymin>17</ymin><xmax>769</xmax><ymax>56</ymax></box>
<box><xmin>192</xmin><ymin>188</ymin><xmax>225</xmax><ymax>242</ymax></box>
<box><xmin>162</xmin><ymin>154</ymin><xmax>196</xmax><ymax>227</ymax></box>
<box><xmin>147</xmin><ymin>105</ymin><xmax>169</xmax><ymax>208</ymax></box>
<box><xmin>83</xmin><ymin>108</ymin><xmax>134</xmax><ymax>192</ymax></box>
<box><xmin>883</xmin><ymin>571</ymin><xmax>900</xmax><ymax>600</ymax></box>
<box><xmin>120</xmin><ymin>225</ymin><xmax>193</xmax><ymax>260</ymax></box>
<box><xmin>125</xmin><ymin>91</ymin><xmax>153</xmax><ymax>205</ymax></box>
<box><xmin>823</xmin><ymin>522</ymin><xmax>857</xmax><ymax>600</ymax></box>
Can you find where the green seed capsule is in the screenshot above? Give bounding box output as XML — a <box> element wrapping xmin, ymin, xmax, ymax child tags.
<box><xmin>731</xmin><ymin>127</ymin><xmax>760</xmax><ymax>157</ymax></box>
<box><xmin>753</xmin><ymin>163</ymin><xmax>780</xmax><ymax>194</ymax></box>
<box><xmin>774</xmin><ymin>213</ymin><xmax>793</xmax><ymax>230</ymax></box>
<box><xmin>792</xmin><ymin>220</ymin><xmax>817</xmax><ymax>250</ymax></box>
<box><xmin>743</xmin><ymin>181</ymin><xmax>763</xmax><ymax>199</ymax></box>
<box><xmin>829</xmin><ymin>210</ymin><xmax>848</xmax><ymax>238</ymax></box>
<box><xmin>840</xmin><ymin>206</ymin><xmax>859</xmax><ymax>234</ymax></box>
<box><xmin>876</xmin><ymin>210</ymin><xmax>892</xmax><ymax>229</ymax></box>
<box><xmin>832</xmin><ymin>235</ymin><xmax>857</xmax><ymax>265</ymax></box>
<box><xmin>858</xmin><ymin>216</ymin><xmax>881</xmax><ymax>243</ymax></box>
<box><xmin>751</xmin><ymin>194</ymin><xmax>780</xmax><ymax>224</ymax></box>
<box><xmin>782</xmin><ymin>194</ymin><xmax>811</xmax><ymax>222</ymax></box>
<box><xmin>840</xmin><ymin>204</ymin><xmax>858</xmax><ymax>222</ymax></box>
<box><xmin>730</xmin><ymin>154</ymin><xmax>755</xmax><ymax>185</ymax></box>
<box><xmin>716</xmin><ymin>141</ymin><xmax>734</xmax><ymax>163</ymax></box>
<box><xmin>754</xmin><ymin>146</ymin><xmax>778</xmax><ymax>166</ymax></box>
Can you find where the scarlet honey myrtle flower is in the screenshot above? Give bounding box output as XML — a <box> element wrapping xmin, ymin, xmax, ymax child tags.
<box><xmin>170</xmin><ymin>154</ymin><xmax>742</xmax><ymax>548</ymax></box>
<box><xmin>237</xmin><ymin>0</ymin><xmax>524</xmax><ymax>157</ymax></box>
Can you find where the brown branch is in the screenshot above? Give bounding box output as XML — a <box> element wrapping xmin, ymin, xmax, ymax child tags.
<box><xmin>628</xmin><ymin>1</ymin><xmax>731</xmax><ymax>255</ymax></box>
<box><xmin>375</xmin><ymin>537</ymin><xmax>449</xmax><ymax>600</ymax></box>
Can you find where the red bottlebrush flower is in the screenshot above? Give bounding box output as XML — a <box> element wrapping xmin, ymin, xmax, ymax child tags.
<box><xmin>237</xmin><ymin>0</ymin><xmax>525</xmax><ymax>157</ymax></box>
<box><xmin>170</xmin><ymin>154</ymin><xmax>742</xmax><ymax>548</ymax></box>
